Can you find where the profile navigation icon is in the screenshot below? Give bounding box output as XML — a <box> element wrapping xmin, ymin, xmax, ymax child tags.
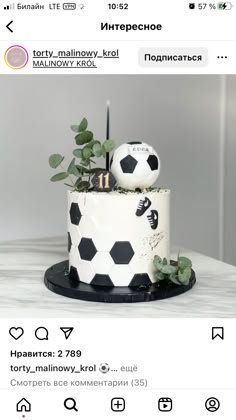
<box><xmin>60</xmin><ymin>327</ymin><xmax>74</xmax><ymax>340</ymax></box>
<box><xmin>212</xmin><ymin>327</ymin><xmax>224</xmax><ymax>340</ymax></box>
<box><xmin>205</xmin><ymin>397</ymin><xmax>220</xmax><ymax>412</ymax></box>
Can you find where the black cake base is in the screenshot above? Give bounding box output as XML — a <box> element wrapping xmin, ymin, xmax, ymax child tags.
<box><xmin>44</xmin><ymin>260</ymin><xmax>196</xmax><ymax>303</ymax></box>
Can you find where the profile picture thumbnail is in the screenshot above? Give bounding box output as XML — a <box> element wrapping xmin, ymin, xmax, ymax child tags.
<box><xmin>4</xmin><ymin>45</ymin><xmax>29</xmax><ymax>69</ymax></box>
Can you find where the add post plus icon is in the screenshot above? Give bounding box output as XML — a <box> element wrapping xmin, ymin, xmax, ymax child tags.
<box><xmin>111</xmin><ymin>398</ymin><xmax>125</xmax><ymax>412</ymax></box>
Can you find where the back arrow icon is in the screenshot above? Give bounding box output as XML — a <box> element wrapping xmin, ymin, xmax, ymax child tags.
<box><xmin>6</xmin><ymin>20</ymin><xmax>13</xmax><ymax>32</ymax></box>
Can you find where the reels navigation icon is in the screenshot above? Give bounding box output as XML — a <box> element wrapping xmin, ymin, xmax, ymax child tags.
<box><xmin>205</xmin><ymin>397</ymin><xmax>220</xmax><ymax>412</ymax></box>
<box><xmin>158</xmin><ymin>397</ymin><xmax>172</xmax><ymax>412</ymax></box>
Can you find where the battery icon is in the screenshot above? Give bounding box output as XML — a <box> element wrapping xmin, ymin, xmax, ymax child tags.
<box><xmin>217</xmin><ymin>2</ymin><xmax>233</xmax><ymax>9</ymax></box>
<box><xmin>63</xmin><ymin>2</ymin><xmax>76</xmax><ymax>9</ymax></box>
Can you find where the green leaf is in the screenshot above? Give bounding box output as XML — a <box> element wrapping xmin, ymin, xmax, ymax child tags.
<box><xmin>178</xmin><ymin>267</ymin><xmax>191</xmax><ymax>285</ymax></box>
<box><xmin>64</xmin><ymin>183</ymin><xmax>75</xmax><ymax>188</ymax></box>
<box><xmin>71</xmin><ymin>118</ymin><xmax>88</xmax><ymax>133</ymax></box>
<box><xmin>67</xmin><ymin>158</ymin><xmax>81</xmax><ymax>176</ymax></box>
<box><xmin>180</xmin><ymin>266</ymin><xmax>191</xmax><ymax>280</ymax></box>
<box><xmin>76</xmin><ymin>165</ymin><xmax>93</xmax><ymax>174</ymax></box>
<box><xmin>75</xmin><ymin>131</ymin><xmax>93</xmax><ymax>145</ymax></box>
<box><xmin>155</xmin><ymin>271</ymin><xmax>165</xmax><ymax>281</ymax></box>
<box><xmin>162</xmin><ymin>265</ymin><xmax>178</xmax><ymax>275</ymax></box>
<box><xmin>50</xmin><ymin>172</ymin><xmax>68</xmax><ymax>182</ymax></box>
<box><xmin>74</xmin><ymin>177</ymin><xmax>82</xmax><ymax>187</ymax></box>
<box><xmin>73</xmin><ymin>149</ymin><xmax>82</xmax><ymax>158</ymax></box>
<box><xmin>89</xmin><ymin>140</ymin><xmax>100</xmax><ymax>149</ymax></box>
<box><xmin>49</xmin><ymin>154</ymin><xmax>64</xmax><ymax>169</ymax></box>
<box><xmin>75</xmin><ymin>165</ymin><xmax>105</xmax><ymax>174</ymax></box>
<box><xmin>76</xmin><ymin>165</ymin><xmax>87</xmax><ymax>174</ymax></box>
<box><xmin>163</xmin><ymin>257</ymin><xmax>168</xmax><ymax>266</ymax></box>
<box><xmin>80</xmin><ymin>159</ymin><xmax>90</xmax><ymax>167</ymax></box>
<box><xmin>102</xmin><ymin>139</ymin><xmax>115</xmax><ymax>153</ymax></box>
<box><xmin>86</xmin><ymin>167</ymin><xmax>106</xmax><ymax>174</ymax></box>
<box><xmin>82</xmin><ymin>147</ymin><xmax>93</xmax><ymax>159</ymax></box>
<box><xmin>101</xmin><ymin>145</ymin><xmax>107</xmax><ymax>158</ymax></box>
<box><xmin>78</xmin><ymin>118</ymin><xmax>88</xmax><ymax>132</ymax></box>
<box><xmin>178</xmin><ymin>256</ymin><xmax>192</xmax><ymax>269</ymax></box>
<box><xmin>169</xmin><ymin>274</ymin><xmax>182</xmax><ymax>285</ymax></box>
<box><xmin>71</xmin><ymin>125</ymin><xmax>80</xmax><ymax>133</ymax></box>
<box><xmin>154</xmin><ymin>262</ymin><xmax>163</xmax><ymax>271</ymax></box>
<box><xmin>92</xmin><ymin>143</ymin><xmax>103</xmax><ymax>157</ymax></box>
<box><xmin>67</xmin><ymin>158</ymin><xmax>75</xmax><ymax>173</ymax></box>
<box><xmin>153</xmin><ymin>255</ymin><xmax>163</xmax><ymax>271</ymax></box>
<box><xmin>76</xmin><ymin>180</ymin><xmax>90</xmax><ymax>191</ymax></box>
<box><xmin>154</xmin><ymin>256</ymin><xmax>162</xmax><ymax>264</ymax></box>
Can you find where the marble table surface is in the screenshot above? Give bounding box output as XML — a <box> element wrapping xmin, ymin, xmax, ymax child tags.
<box><xmin>0</xmin><ymin>237</ymin><xmax>236</xmax><ymax>318</ymax></box>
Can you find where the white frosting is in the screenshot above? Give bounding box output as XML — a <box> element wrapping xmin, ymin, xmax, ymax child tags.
<box><xmin>68</xmin><ymin>190</ymin><xmax>170</xmax><ymax>286</ymax></box>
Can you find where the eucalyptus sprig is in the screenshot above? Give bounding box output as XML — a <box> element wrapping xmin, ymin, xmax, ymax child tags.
<box><xmin>48</xmin><ymin>118</ymin><xmax>115</xmax><ymax>192</ymax></box>
<box><xmin>153</xmin><ymin>255</ymin><xmax>192</xmax><ymax>286</ymax></box>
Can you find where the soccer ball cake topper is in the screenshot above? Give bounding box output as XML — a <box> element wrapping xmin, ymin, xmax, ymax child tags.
<box><xmin>110</xmin><ymin>142</ymin><xmax>160</xmax><ymax>190</ymax></box>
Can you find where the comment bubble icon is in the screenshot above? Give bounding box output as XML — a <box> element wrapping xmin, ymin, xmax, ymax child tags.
<box><xmin>35</xmin><ymin>327</ymin><xmax>49</xmax><ymax>341</ymax></box>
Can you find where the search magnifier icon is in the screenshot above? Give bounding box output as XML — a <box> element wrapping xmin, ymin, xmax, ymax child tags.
<box><xmin>64</xmin><ymin>398</ymin><xmax>78</xmax><ymax>412</ymax></box>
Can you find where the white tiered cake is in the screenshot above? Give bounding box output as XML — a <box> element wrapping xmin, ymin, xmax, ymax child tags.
<box><xmin>46</xmin><ymin>117</ymin><xmax>195</xmax><ymax>302</ymax></box>
<box><xmin>68</xmin><ymin>189</ymin><xmax>170</xmax><ymax>287</ymax></box>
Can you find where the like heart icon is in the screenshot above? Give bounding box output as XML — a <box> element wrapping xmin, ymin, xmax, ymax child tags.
<box><xmin>9</xmin><ymin>327</ymin><xmax>24</xmax><ymax>340</ymax></box>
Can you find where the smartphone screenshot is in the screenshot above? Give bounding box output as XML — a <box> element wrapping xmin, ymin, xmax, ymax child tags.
<box><xmin>0</xmin><ymin>0</ymin><xmax>236</xmax><ymax>418</ymax></box>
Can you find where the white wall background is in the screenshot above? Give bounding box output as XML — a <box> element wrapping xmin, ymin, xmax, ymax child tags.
<box><xmin>0</xmin><ymin>75</ymin><xmax>235</xmax><ymax>265</ymax></box>
<box><xmin>224</xmin><ymin>76</ymin><xmax>236</xmax><ymax>265</ymax></box>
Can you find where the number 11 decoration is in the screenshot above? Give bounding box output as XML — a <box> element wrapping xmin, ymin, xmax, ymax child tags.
<box><xmin>92</xmin><ymin>170</ymin><xmax>116</xmax><ymax>192</ymax></box>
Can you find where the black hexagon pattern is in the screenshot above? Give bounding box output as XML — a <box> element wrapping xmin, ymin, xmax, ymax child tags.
<box><xmin>69</xmin><ymin>202</ymin><xmax>153</xmax><ymax>287</ymax></box>
<box><xmin>110</xmin><ymin>241</ymin><xmax>134</xmax><ymax>264</ymax></box>
<box><xmin>70</xmin><ymin>202</ymin><xmax>82</xmax><ymax>225</ymax></box>
<box><xmin>78</xmin><ymin>238</ymin><xmax>97</xmax><ymax>261</ymax></box>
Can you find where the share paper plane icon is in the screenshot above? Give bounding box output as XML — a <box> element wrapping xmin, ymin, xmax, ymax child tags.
<box><xmin>60</xmin><ymin>327</ymin><xmax>74</xmax><ymax>340</ymax></box>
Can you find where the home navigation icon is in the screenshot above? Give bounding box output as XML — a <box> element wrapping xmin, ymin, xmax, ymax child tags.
<box><xmin>16</xmin><ymin>398</ymin><xmax>31</xmax><ymax>412</ymax></box>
